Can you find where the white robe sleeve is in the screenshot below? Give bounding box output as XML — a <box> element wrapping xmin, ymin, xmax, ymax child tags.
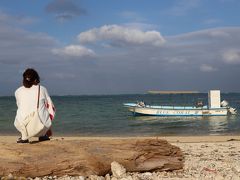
<box><xmin>42</xmin><ymin>87</ymin><xmax>55</xmax><ymax>121</ymax></box>
<box><xmin>37</xmin><ymin>86</ymin><xmax>55</xmax><ymax>129</ymax></box>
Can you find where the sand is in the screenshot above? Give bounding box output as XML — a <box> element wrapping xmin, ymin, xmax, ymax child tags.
<box><xmin>1</xmin><ymin>135</ymin><xmax>239</xmax><ymax>143</ymax></box>
<box><xmin>0</xmin><ymin>135</ymin><xmax>240</xmax><ymax>179</ymax></box>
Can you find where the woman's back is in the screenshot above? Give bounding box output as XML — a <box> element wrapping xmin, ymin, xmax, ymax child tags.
<box><xmin>15</xmin><ymin>85</ymin><xmax>51</xmax><ymax>126</ymax></box>
<box><xmin>15</xmin><ymin>85</ymin><xmax>38</xmax><ymax>117</ymax></box>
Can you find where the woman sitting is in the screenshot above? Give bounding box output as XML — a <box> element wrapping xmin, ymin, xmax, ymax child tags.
<box><xmin>14</xmin><ymin>68</ymin><xmax>55</xmax><ymax>143</ymax></box>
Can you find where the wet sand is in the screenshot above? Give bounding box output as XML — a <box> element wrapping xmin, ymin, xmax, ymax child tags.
<box><xmin>1</xmin><ymin>135</ymin><xmax>239</xmax><ymax>143</ymax></box>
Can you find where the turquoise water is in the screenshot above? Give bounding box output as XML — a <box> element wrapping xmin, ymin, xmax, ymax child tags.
<box><xmin>0</xmin><ymin>93</ymin><xmax>240</xmax><ymax>136</ymax></box>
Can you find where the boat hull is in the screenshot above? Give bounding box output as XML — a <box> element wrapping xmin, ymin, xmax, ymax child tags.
<box><xmin>127</xmin><ymin>106</ymin><xmax>228</xmax><ymax>116</ymax></box>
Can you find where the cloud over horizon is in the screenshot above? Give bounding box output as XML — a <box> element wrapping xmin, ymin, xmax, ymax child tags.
<box><xmin>222</xmin><ymin>49</ymin><xmax>240</xmax><ymax>64</ymax></box>
<box><xmin>0</xmin><ymin>11</ymin><xmax>37</xmax><ymax>25</ymax></box>
<box><xmin>1</xmin><ymin>8</ymin><xmax>240</xmax><ymax>95</ymax></box>
<box><xmin>200</xmin><ymin>64</ymin><xmax>218</xmax><ymax>72</ymax></box>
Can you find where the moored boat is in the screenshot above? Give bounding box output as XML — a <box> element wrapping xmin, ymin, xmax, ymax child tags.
<box><xmin>124</xmin><ymin>90</ymin><xmax>237</xmax><ymax>116</ymax></box>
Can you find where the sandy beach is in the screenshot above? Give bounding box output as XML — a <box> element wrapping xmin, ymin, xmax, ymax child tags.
<box><xmin>0</xmin><ymin>135</ymin><xmax>240</xmax><ymax>179</ymax></box>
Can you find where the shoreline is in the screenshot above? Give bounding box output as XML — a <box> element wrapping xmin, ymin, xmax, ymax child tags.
<box><xmin>1</xmin><ymin>135</ymin><xmax>239</xmax><ymax>143</ymax></box>
<box><xmin>1</xmin><ymin>135</ymin><xmax>240</xmax><ymax>179</ymax></box>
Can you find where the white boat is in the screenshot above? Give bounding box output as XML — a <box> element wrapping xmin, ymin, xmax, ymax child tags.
<box><xmin>124</xmin><ymin>90</ymin><xmax>237</xmax><ymax>116</ymax></box>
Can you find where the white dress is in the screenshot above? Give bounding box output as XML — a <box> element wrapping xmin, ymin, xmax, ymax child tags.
<box><xmin>14</xmin><ymin>85</ymin><xmax>55</xmax><ymax>140</ymax></box>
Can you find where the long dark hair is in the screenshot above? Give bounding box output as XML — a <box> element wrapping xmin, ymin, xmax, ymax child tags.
<box><xmin>23</xmin><ymin>68</ymin><xmax>40</xmax><ymax>88</ymax></box>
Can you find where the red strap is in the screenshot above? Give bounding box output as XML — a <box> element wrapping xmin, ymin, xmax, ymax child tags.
<box><xmin>37</xmin><ymin>85</ymin><xmax>40</xmax><ymax>109</ymax></box>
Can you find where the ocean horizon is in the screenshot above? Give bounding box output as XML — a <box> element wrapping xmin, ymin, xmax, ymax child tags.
<box><xmin>1</xmin><ymin>93</ymin><xmax>240</xmax><ymax>137</ymax></box>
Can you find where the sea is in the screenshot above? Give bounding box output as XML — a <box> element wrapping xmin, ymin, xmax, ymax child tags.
<box><xmin>0</xmin><ymin>93</ymin><xmax>240</xmax><ymax>137</ymax></box>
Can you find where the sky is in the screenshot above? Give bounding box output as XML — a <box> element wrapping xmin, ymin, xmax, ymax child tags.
<box><xmin>0</xmin><ymin>0</ymin><xmax>240</xmax><ymax>95</ymax></box>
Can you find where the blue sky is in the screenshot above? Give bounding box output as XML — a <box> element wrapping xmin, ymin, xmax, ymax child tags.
<box><xmin>0</xmin><ymin>0</ymin><xmax>240</xmax><ymax>95</ymax></box>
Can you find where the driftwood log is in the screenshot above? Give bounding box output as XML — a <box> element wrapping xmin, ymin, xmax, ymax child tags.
<box><xmin>0</xmin><ymin>138</ymin><xmax>183</xmax><ymax>177</ymax></box>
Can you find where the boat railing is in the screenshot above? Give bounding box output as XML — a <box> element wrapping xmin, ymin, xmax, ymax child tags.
<box><xmin>136</xmin><ymin>98</ymin><xmax>208</xmax><ymax>109</ymax></box>
<box><xmin>148</xmin><ymin>104</ymin><xmax>206</xmax><ymax>110</ymax></box>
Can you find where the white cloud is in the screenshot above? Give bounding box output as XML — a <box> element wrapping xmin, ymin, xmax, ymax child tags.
<box><xmin>123</xmin><ymin>22</ymin><xmax>158</xmax><ymax>31</ymax></box>
<box><xmin>168</xmin><ymin>27</ymin><xmax>235</xmax><ymax>41</ymax></box>
<box><xmin>52</xmin><ymin>45</ymin><xmax>95</xmax><ymax>57</ymax></box>
<box><xmin>78</xmin><ymin>25</ymin><xmax>165</xmax><ymax>47</ymax></box>
<box><xmin>209</xmin><ymin>30</ymin><xmax>230</xmax><ymax>38</ymax></box>
<box><xmin>0</xmin><ymin>25</ymin><xmax>58</xmax><ymax>65</ymax></box>
<box><xmin>222</xmin><ymin>49</ymin><xmax>240</xmax><ymax>64</ymax></box>
<box><xmin>0</xmin><ymin>11</ymin><xmax>37</xmax><ymax>25</ymax></box>
<box><xmin>169</xmin><ymin>57</ymin><xmax>187</xmax><ymax>64</ymax></box>
<box><xmin>166</xmin><ymin>0</ymin><xmax>200</xmax><ymax>16</ymax></box>
<box><xmin>200</xmin><ymin>64</ymin><xmax>217</xmax><ymax>72</ymax></box>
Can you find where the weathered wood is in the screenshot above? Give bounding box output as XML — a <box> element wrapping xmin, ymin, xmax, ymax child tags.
<box><xmin>0</xmin><ymin>138</ymin><xmax>183</xmax><ymax>177</ymax></box>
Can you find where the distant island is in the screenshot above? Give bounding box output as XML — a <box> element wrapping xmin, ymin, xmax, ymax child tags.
<box><xmin>148</xmin><ymin>90</ymin><xmax>199</xmax><ymax>94</ymax></box>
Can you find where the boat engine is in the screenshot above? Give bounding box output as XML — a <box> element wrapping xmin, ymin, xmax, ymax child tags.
<box><xmin>229</xmin><ymin>107</ymin><xmax>237</xmax><ymax>115</ymax></box>
<box><xmin>220</xmin><ymin>100</ymin><xmax>229</xmax><ymax>107</ymax></box>
<box><xmin>221</xmin><ymin>100</ymin><xmax>237</xmax><ymax>115</ymax></box>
